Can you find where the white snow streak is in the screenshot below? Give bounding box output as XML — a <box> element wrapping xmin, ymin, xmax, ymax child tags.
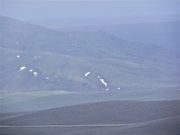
<box><xmin>84</xmin><ymin>72</ymin><xmax>91</xmax><ymax>77</ymax></box>
<box><xmin>19</xmin><ymin>66</ymin><xmax>26</xmax><ymax>71</ymax></box>
<box><xmin>99</xmin><ymin>79</ymin><xmax>108</xmax><ymax>87</ymax></box>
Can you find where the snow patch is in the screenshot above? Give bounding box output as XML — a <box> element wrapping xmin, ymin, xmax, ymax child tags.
<box><xmin>33</xmin><ymin>72</ymin><xmax>38</xmax><ymax>77</ymax></box>
<box><xmin>16</xmin><ymin>55</ymin><xmax>20</xmax><ymax>58</ymax></box>
<box><xmin>84</xmin><ymin>72</ymin><xmax>91</xmax><ymax>77</ymax></box>
<box><xmin>19</xmin><ymin>66</ymin><xmax>26</xmax><ymax>71</ymax></box>
<box><xmin>99</xmin><ymin>78</ymin><xmax>108</xmax><ymax>87</ymax></box>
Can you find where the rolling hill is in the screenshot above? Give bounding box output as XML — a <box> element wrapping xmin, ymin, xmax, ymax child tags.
<box><xmin>0</xmin><ymin>16</ymin><xmax>179</xmax><ymax>91</ymax></box>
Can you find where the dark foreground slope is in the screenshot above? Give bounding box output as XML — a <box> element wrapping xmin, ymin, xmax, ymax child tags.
<box><xmin>0</xmin><ymin>100</ymin><xmax>180</xmax><ymax>135</ymax></box>
<box><xmin>1</xmin><ymin>116</ymin><xmax>179</xmax><ymax>135</ymax></box>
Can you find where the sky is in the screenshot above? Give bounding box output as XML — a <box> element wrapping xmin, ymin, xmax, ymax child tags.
<box><xmin>0</xmin><ymin>0</ymin><xmax>179</xmax><ymax>20</ymax></box>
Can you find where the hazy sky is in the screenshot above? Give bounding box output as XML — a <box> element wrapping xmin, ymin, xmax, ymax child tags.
<box><xmin>0</xmin><ymin>0</ymin><xmax>179</xmax><ymax>20</ymax></box>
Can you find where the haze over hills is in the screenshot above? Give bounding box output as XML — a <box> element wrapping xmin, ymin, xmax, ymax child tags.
<box><xmin>0</xmin><ymin>15</ymin><xmax>179</xmax><ymax>91</ymax></box>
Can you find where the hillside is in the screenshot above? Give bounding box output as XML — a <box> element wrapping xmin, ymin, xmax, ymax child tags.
<box><xmin>0</xmin><ymin>100</ymin><xmax>180</xmax><ymax>135</ymax></box>
<box><xmin>0</xmin><ymin>16</ymin><xmax>179</xmax><ymax>91</ymax></box>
